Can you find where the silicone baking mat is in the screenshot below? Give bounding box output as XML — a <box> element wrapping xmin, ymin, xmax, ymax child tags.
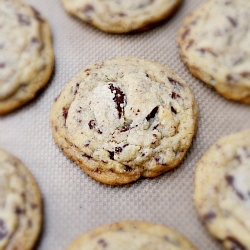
<box><xmin>0</xmin><ymin>0</ymin><xmax>249</xmax><ymax>249</ymax></box>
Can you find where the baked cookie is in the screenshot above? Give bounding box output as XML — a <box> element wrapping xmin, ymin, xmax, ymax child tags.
<box><xmin>178</xmin><ymin>0</ymin><xmax>250</xmax><ymax>104</ymax></box>
<box><xmin>50</xmin><ymin>57</ymin><xmax>198</xmax><ymax>185</ymax></box>
<box><xmin>0</xmin><ymin>0</ymin><xmax>54</xmax><ymax>115</ymax></box>
<box><xmin>194</xmin><ymin>129</ymin><xmax>250</xmax><ymax>250</ymax></box>
<box><xmin>66</xmin><ymin>221</ymin><xmax>198</xmax><ymax>250</ymax></box>
<box><xmin>60</xmin><ymin>0</ymin><xmax>182</xmax><ymax>33</ymax></box>
<box><xmin>0</xmin><ymin>149</ymin><xmax>42</xmax><ymax>250</ymax></box>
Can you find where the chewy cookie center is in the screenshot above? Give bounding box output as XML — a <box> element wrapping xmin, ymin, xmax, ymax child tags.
<box><xmin>66</xmin><ymin>74</ymin><xmax>181</xmax><ymax>167</ymax></box>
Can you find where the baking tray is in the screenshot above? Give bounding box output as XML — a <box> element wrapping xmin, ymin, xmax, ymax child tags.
<box><xmin>0</xmin><ymin>0</ymin><xmax>249</xmax><ymax>249</ymax></box>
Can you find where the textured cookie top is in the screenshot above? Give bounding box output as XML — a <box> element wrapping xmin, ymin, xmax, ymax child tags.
<box><xmin>60</xmin><ymin>0</ymin><xmax>182</xmax><ymax>33</ymax></box>
<box><xmin>0</xmin><ymin>0</ymin><xmax>47</xmax><ymax>100</ymax></box>
<box><xmin>194</xmin><ymin>129</ymin><xmax>250</xmax><ymax>250</ymax></box>
<box><xmin>178</xmin><ymin>0</ymin><xmax>250</xmax><ymax>104</ymax></box>
<box><xmin>51</xmin><ymin>57</ymin><xmax>198</xmax><ymax>185</ymax></box>
<box><xmin>0</xmin><ymin>149</ymin><xmax>42</xmax><ymax>250</ymax></box>
<box><xmin>66</xmin><ymin>221</ymin><xmax>198</xmax><ymax>250</ymax></box>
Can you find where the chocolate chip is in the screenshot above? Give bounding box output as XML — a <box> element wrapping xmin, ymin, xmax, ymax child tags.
<box><xmin>109</xmin><ymin>151</ymin><xmax>114</xmax><ymax>160</ymax></box>
<box><xmin>109</xmin><ymin>83</ymin><xmax>126</xmax><ymax>119</ymax></box>
<box><xmin>226</xmin><ymin>236</ymin><xmax>246</xmax><ymax>250</ymax></box>
<box><xmin>227</xmin><ymin>16</ymin><xmax>238</xmax><ymax>27</ymax></box>
<box><xmin>171</xmin><ymin>106</ymin><xmax>177</xmax><ymax>114</ymax></box>
<box><xmin>225</xmin><ymin>175</ymin><xmax>245</xmax><ymax>200</ymax></box>
<box><xmin>31</xmin><ymin>37</ymin><xmax>39</xmax><ymax>43</ymax></box>
<box><xmin>168</xmin><ymin>77</ymin><xmax>183</xmax><ymax>87</ymax></box>
<box><xmin>0</xmin><ymin>63</ymin><xmax>5</xmax><ymax>68</ymax></box>
<box><xmin>83</xmin><ymin>4</ymin><xmax>94</xmax><ymax>13</ymax></box>
<box><xmin>74</xmin><ymin>83</ymin><xmax>80</xmax><ymax>95</ymax></box>
<box><xmin>197</xmin><ymin>48</ymin><xmax>217</xmax><ymax>57</ymax></box>
<box><xmin>118</xmin><ymin>12</ymin><xmax>126</xmax><ymax>17</ymax></box>
<box><xmin>115</xmin><ymin>147</ymin><xmax>122</xmax><ymax>153</ymax></box>
<box><xmin>0</xmin><ymin>219</ymin><xmax>8</xmax><ymax>240</ymax></box>
<box><xmin>226</xmin><ymin>74</ymin><xmax>237</xmax><ymax>83</ymax></box>
<box><xmin>146</xmin><ymin>106</ymin><xmax>158</xmax><ymax>121</ymax></box>
<box><xmin>240</xmin><ymin>72</ymin><xmax>250</xmax><ymax>78</ymax></box>
<box><xmin>97</xmin><ymin>129</ymin><xmax>103</xmax><ymax>134</ymax></box>
<box><xmin>88</xmin><ymin>120</ymin><xmax>96</xmax><ymax>129</ymax></box>
<box><xmin>186</xmin><ymin>39</ymin><xmax>194</xmax><ymax>50</ymax></box>
<box><xmin>82</xmin><ymin>154</ymin><xmax>92</xmax><ymax>159</ymax></box>
<box><xmin>182</xmin><ymin>28</ymin><xmax>190</xmax><ymax>39</ymax></box>
<box><xmin>171</xmin><ymin>92</ymin><xmax>180</xmax><ymax>99</ymax></box>
<box><xmin>203</xmin><ymin>211</ymin><xmax>216</xmax><ymax>222</ymax></box>
<box><xmin>62</xmin><ymin>107</ymin><xmax>68</xmax><ymax>120</ymax></box>
<box><xmin>124</xmin><ymin>165</ymin><xmax>132</xmax><ymax>172</ymax></box>
<box><xmin>94</xmin><ymin>168</ymin><xmax>102</xmax><ymax>174</ymax></box>
<box><xmin>98</xmin><ymin>238</ymin><xmax>108</xmax><ymax>248</ymax></box>
<box><xmin>17</xmin><ymin>13</ymin><xmax>30</xmax><ymax>25</ymax></box>
<box><xmin>31</xmin><ymin>7</ymin><xmax>44</xmax><ymax>22</ymax></box>
<box><xmin>15</xmin><ymin>207</ymin><xmax>25</xmax><ymax>214</ymax></box>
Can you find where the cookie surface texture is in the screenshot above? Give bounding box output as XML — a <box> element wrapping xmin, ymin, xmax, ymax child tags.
<box><xmin>0</xmin><ymin>0</ymin><xmax>54</xmax><ymax>114</ymax></box>
<box><xmin>60</xmin><ymin>0</ymin><xmax>182</xmax><ymax>33</ymax></box>
<box><xmin>0</xmin><ymin>149</ymin><xmax>42</xmax><ymax>250</ymax></box>
<box><xmin>194</xmin><ymin>129</ymin><xmax>250</xmax><ymax>250</ymax></box>
<box><xmin>66</xmin><ymin>221</ymin><xmax>198</xmax><ymax>250</ymax></box>
<box><xmin>178</xmin><ymin>0</ymin><xmax>250</xmax><ymax>104</ymax></box>
<box><xmin>50</xmin><ymin>57</ymin><xmax>198</xmax><ymax>185</ymax></box>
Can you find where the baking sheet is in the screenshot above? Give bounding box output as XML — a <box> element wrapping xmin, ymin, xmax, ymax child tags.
<box><xmin>0</xmin><ymin>0</ymin><xmax>250</xmax><ymax>249</ymax></box>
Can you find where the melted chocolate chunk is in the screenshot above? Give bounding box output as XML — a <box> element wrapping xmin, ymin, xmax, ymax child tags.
<box><xmin>203</xmin><ymin>211</ymin><xmax>216</xmax><ymax>222</ymax></box>
<box><xmin>226</xmin><ymin>236</ymin><xmax>247</xmax><ymax>250</ymax></box>
<box><xmin>62</xmin><ymin>107</ymin><xmax>68</xmax><ymax>120</ymax></box>
<box><xmin>17</xmin><ymin>13</ymin><xmax>30</xmax><ymax>25</ymax></box>
<box><xmin>124</xmin><ymin>165</ymin><xmax>132</xmax><ymax>172</ymax></box>
<box><xmin>186</xmin><ymin>39</ymin><xmax>194</xmax><ymax>50</ymax></box>
<box><xmin>15</xmin><ymin>207</ymin><xmax>25</xmax><ymax>214</ymax></box>
<box><xmin>82</xmin><ymin>154</ymin><xmax>92</xmax><ymax>159</ymax></box>
<box><xmin>146</xmin><ymin>106</ymin><xmax>158</xmax><ymax>121</ymax></box>
<box><xmin>74</xmin><ymin>83</ymin><xmax>80</xmax><ymax>95</ymax></box>
<box><xmin>227</xmin><ymin>16</ymin><xmax>238</xmax><ymax>27</ymax></box>
<box><xmin>98</xmin><ymin>238</ymin><xmax>108</xmax><ymax>248</ymax></box>
<box><xmin>171</xmin><ymin>92</ymin><xmax>180</xmax><ymax>99</ymax></box>
<box><xmin>182</xmin><ymin>28</ymin><xmax>190</xmax><ymax>39</ymax></box>
<box><xmin>31</xmin><ymin>7</ymin><xmax>44</xmax><ymax>22</ymax></box>
<box><xmin>0</xmin><ymin>63</ymin><xmax>5</xmax><ymax>68</ymax></box>
<box><xmin>83</xmin><ymin>4</ymin><xmax>94</xmax><ymax>13</ymax></box>
<box><xmin>168</xmin><ymin>77</ymin><xmax>183</xmax><ymax>87</ymax></box>
<box><xmin>109</xmin><ymin>84</ymin><xmax>126</xmax><ymax>119</ymax></box>
<box><xmin>115</xmin><ymin>147</ymin><xmax>122</xmax><ymax>153</ymax></box>
<box><xmin>225</xmin><ymin>175</ymin><xmax>245</xmax><ymax>200</ymax></box>
<box><xmin>0</xmin><ymin>219</ymin><xmax>8</xmax><ymax>240</ymax></box>
<box><xmin>109</xmin><ymin>151</ymin><xmax>114</xmax><ymax>160</ymax></box>
<box><xmin>171</xmin><ymin>106</ymin><xmax>177</xmax><ymax>114</ymax></box>
<box><xmin>197</xmin><ymin>48</ymin><xmax>217</xmax><ymax>57</ymax></box>
<box><xmin>88</xmin><ymin>120</ymin><xmax>96</xmax><ymax>129</ymax></box>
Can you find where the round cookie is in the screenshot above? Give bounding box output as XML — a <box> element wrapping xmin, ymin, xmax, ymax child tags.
<box><xmin>60</xmin><ymin>0</ymin><xmax>182</xmax><ymax>33</ymax></box>
<box><xmin>0</xmin><ymin>149</ymin><xmax>42</xmax><ymax>250</ymax></box>
<box><xmin>50</xmin><ymin>57</ymin><xmax>198</xmax><ymax>185</ymax></box>
<box><xmin>0</xmin><ymin>0</ymin><xmax>54</xmax><ymax>114</ymax></box>
<box><xmin>194</xmin><ymin>129</ymin><xmax>250</xmax><ymax>250</ymax></box>
<box><xmin>178</xmin><ymin>0</ymin><xmax>250</xmax><ymax>104</ymax></box>
<box><xmin>66</xmin><ymin>221</ymin><xmax>198</xmax><ymax>250</ymax></box>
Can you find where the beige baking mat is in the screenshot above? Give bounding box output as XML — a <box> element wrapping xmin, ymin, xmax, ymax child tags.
<box><xmin>1</xmin><ymin>0</ymin><xmax>250</xmax><ymax>249</ymax></box>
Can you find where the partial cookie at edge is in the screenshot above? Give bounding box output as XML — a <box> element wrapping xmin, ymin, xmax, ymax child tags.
<box><xmin>60</xmin><ymin>0</ymin><xmax>182</xmax><ymax>33</ymax></box>
<box><xmin>0</xmin><ymin>148</ymin><xmax>42</xmax><ymax>250</ymax></box>
<box><xmin>66</xmin><ymin>221</ymin><xmax>198</xmax><ymax>250</ymax></box>
<box><xmin>194</xmin><ymin>129</ymin><xmax>250</xmax><ymax>250</ymax></box>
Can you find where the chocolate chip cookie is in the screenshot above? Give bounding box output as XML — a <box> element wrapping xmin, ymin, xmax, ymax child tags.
<box><xmin>50</xmin><ymin>57</ymin><xmax>198</xmax><ymax>185</ymax></box>
<box><xmin>178</xmin><ymin>0</ymin><xmax>250</xmax><ymax>104</ymax></box>
<box><xmin>0</xmin><ymin>0</ymin><xmax>54</xmax><ymax>114</ymax></box>
<box><xmin>194</xmin><ymin>129</ymin><xmax>250</xmax><ymax>250</ymax></box>
<box><xmin>60</xmin><ymin>0</ymin><xmax>182</xmax><ymax>33</ymax></box>
<box><xmin>0</xmin><ymin>149</ymin><xmax>42</xmax><ymax>250</ymax></box>
<box><xmin>66</xmin><ymin>221</ymin><xmax>198</xmax><ymax>250</ymax></box>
